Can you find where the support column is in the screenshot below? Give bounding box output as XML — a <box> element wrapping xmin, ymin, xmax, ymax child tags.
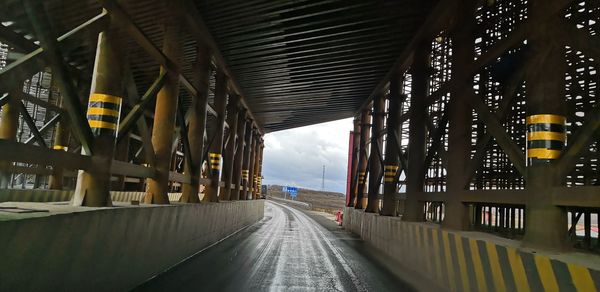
<box><xmin>348</xmin><ymin>117</ymin><xmax>360</xmax><ymax>207</ymax></box>
<box><xmin>240</xmin><ymin>122</ymin><xmax>253</xmax><ymax>200</ymax></box>
<box><xmin>72</xmin><ymin>25</ymin><xmax>125</xmax><ymax>207</ymax></box>
<box><xmin>355</xmin><ymin>108</ymin><xmax>371</xmax><ymax>209</ymax></box>
<box><xmin>444</xmin><ymin>1</ymin><xmax>475</xmax><ymax>230</ymax></box>
<box><xmin>365</xmin><ymin>94</ymin><xmax>385</xmax><ymax>213</ymax></box>
<box><xmin>180</xmin><ymin>46</ymin><xmax>210</xmax><ymax>203</ymax></box>
<box><xmin>49</xmin><ymin>105</ymin><xmax>69</xmax><ymax>190</ymax></box>
<box><xmin>381</xmin><ymin>75</ymin><xmax>402</xmax><ymax>216</ymax></box>
<box><xmin>112</xmin><ymin>134</ymin><xmax>129</xmax><ymax>190</ymax></box>
<box><xmin>247</xmin><ymin>130</ymin><xmax>258</xmax><ymax>200</ymax></box>
<box><xmin>231</xmin><ymin>110</ymin><xmax>247</xmax><ymax>200</ymax></box>
<box><xmin>144</xmin><ymin>23</ymin><xmax>182</xmax><ymax>204</ymax></box>
<box><xmin>256</xmin><ymin>140</ymin><xmax>264</xmax><ymax>197</ymax></box>
<box><xmin>252</xmin><ymin>135</ymin><xmax>262</xmax><ymax>199</ymax></box>
<box><xmin>0</xmin><ymin>87</ymin><xmax>21</xmax><ymax>188</ymax></box>
<box><xmin>220</xmin><ymin>95</ymin><xmax>239</xmax><ymax>200</ymax></box>
<box><xmin>404</xmin><ymin>42</ymin><xmax>430</xmax><ymax>221</ymax></box>
<box><xmin>203</xmin><ymin>70</ymin><xmax>228</xmax><ymax>202</ymax></box>
<box><xmin>522</xmin><ymin>0</ymin><xmax>568</xmax><ymax>250</ymax></box>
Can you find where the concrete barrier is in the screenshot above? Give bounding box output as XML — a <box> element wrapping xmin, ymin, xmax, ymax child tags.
<box><xmin>0</xmin><ymin>189</ymin><xmax>193</xmax><ymax>204</ymax></box>
<box><xmin>0</xmin><ymin>200</ymin><xmax>264</xmax><ymax>291</ymax></box>
<box><xmin>0</xmin><ymin>188</ymin><xmax>72</xmax><ymax>202</ymax></box>
<box><xmin>344</xmin><ymin>207</ymin><xmax>600</xmax><ymax>292</ymax></box>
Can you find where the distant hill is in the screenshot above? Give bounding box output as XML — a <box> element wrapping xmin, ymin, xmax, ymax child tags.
<box><xmin>267</xmin><ymin>185</ymin><xmax>345</xmax><ymax>214</ymax></box>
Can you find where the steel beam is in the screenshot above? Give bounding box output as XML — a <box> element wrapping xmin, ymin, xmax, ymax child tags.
<box><xmin>403</xmin><ymin>42</ymin><xmax>430</xmax><ymax>222</ymax></box>
<box><xmin>23</xmin><ymin>0</ymin><xmax>95</xmax><ymax>154</ymax></box>
<box><xmin>444</xmin><ymin>0</ymin><xmax>475</xmax><ymax>231</ymax></box>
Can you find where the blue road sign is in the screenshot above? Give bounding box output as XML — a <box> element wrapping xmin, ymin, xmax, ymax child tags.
<box><xmin>283</xmin><ymin>186</ymin><xmax>298</xmax><ymax>198</ymax></box>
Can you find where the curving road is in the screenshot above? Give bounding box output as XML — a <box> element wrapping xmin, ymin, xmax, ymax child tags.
<box><xmin>136</xmin><ymin>201</ymin><xmax>414</xmax><ymax>291</ymax></box>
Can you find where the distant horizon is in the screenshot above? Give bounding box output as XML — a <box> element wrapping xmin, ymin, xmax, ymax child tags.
<box><xmin>262</xmin><ymin>118</ymin><xmax>353</xmax><ymax>194</ymax></box>
<box><xmin>266</xmin><ymin>183</ymin><xmax>345</xmax><ymax>195</ymax></box>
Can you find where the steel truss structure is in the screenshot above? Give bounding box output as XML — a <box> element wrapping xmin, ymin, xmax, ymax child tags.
<box><xmin>348</xmin><ymin>0</ymin><xmax>600</xmax><ymax>252</ymax></box>
<box><xmin>0</xmin><ymin>0</ymin><xmax>598</xmax><ymax>253</ymax></box>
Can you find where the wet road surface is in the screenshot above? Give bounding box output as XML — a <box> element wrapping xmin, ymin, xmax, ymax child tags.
<box><xmin>136</xmin><ymin>200</ymin><xmax>414</xmax><ymax>291</ymax></box>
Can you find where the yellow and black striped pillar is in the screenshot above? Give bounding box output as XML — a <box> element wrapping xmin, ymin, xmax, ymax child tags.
<box><xmin>241</xmin><ymin>169</ymin><xmax>249</xmax><ymax>198</ymax></box>
<box><xmin>239</xmin><ymin>121</ymin><xmax>254</xmax><ymax>200</ymax></box>
<box><xmin>355</xmin><ymin>108</ymin><xmax>371</xmax><ymax>209</ymax></box>
<box><xmin>357</xmin><ymin>171</ymin><xmax>367</xmax><ymax>207</ymax></box>
<box><xmin>526</xmin><ymin>114</ymin><xmax>566</xmax><ymax>165</ymax></box>
<box><xmin>202</xmin><ymin>70</ymin><xmax>228</xmax><ymax>203</ymax></box>
<box><xmin>86</xmin><ymin>93</ymin><xmax>122</xmax><ymax>137</ymax></box>
<box><xmin>384</xmin><ymin>165</ymin><xmax>399</xmax><ymax>184</ymax></box>
<box><xmin>209</xmin><ymin>152</ymin><xmax>222</xmax><ymax>173</ymax></box>
<box><xmin>72</xmin><ymin>26</ymin><xmax>126</xmax><ymax>207</ymax></box>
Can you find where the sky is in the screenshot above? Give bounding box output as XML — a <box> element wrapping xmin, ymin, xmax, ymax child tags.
<box><xmin>262</xmin><ymin>118</ymin><xmax>353</xmax><ymax>194</ymax></box>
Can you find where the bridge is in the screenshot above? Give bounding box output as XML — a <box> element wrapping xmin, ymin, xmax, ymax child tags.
<box><xmin>0</xmin><ymin>0</ymin><xmax>599</xmax><ymax>291</ymax></box>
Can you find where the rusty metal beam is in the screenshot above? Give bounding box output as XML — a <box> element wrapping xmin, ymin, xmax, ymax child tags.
<box><xmin>23</xmin><ymin>0</ymin><xmax>95</xmax><ymax>154</ymax></box>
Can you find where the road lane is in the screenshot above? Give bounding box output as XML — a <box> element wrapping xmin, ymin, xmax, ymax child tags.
<box><xmin>136</xmin><ymin>200</ymin><xmax>414</xmax><ymax>291</ymax></box>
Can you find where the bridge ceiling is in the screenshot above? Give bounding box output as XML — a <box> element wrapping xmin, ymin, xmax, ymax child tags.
<box><xmin>0</xmin><ymin>0</ymin><xmax>432</xmax><ymax>133</ymax></box>
<box><xmin>197</xmin><ymin>0</ymin><xmax>432</xmax><ymax>132</ymax></box>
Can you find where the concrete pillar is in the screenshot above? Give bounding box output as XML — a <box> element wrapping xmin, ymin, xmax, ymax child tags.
<box><xmin>180</xmin><ymin>46</ymin><xmax>210</xmax><ymax>203</ymax></box>
<box><xmin>404</xmin><ymin>42</ymin><xmax>430</xmax><ymax>221</ymax></box>
<box><xmin>220</xmin><ymin>95</ymin><xmax>239</xmax><ymax>200</ymax></box>
<box><xmin>203</xmin><ymin>70</ymin><xmax>228</xmax><ymax>202</ymax></box>
<box><xmin>144</xmin><ymin>23</ymin><xmax>182</xmax><ymax>205</ymax></box>
<box><xmin>231</xmin><ymin>110</ymin><xmax>247</xmax><ymax>200</ymax></box>
<box><xmin>257</xmin><ymin>141</ymin><xmax>264</xmax><ymax>197</ymax></box>
<box><xmin>241</xmin><ymin>126</ymin><xmax>255</xmax><ymax>200</ymax></box>
<box><xmin>522</xmin><ymin>0</ymin><xmax>568</xmax><ymax>250</ymax></box>
<box><xmin>72</xmin><ymin>25</ymin><xmax>126</xmax><ymax>207</ymax></box>
<box><xmin>348</xmin><ymin>117</ymin><xmax>360</xmax><ymax>207</ymax></box>
<box><xmin>444</xmin><ymin>1</ymin><xmax>475</xmax><ymax>230</ymax></box>
<box><xmin>381</xmin><ymin>74</ymin><xmax>403</xmax><ymax>216</ymax></box>
<box><xmin>366</xmin><ymin>94</ymin><xmax>385</xmax><ymax>213</ymax></box>
<box><xmin>0</xmin><ymin>87</ymin><xmax>21</xmax><ymax>188</ymax></box>
<box><xmin>355</xmin><ymin>108</ymin><xmax>371</xmax><ymax>209</ymax></box>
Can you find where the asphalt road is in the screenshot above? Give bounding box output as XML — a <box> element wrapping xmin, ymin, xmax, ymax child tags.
<box><xmin>136</xmin><ymin>200</ymin><xmax>414</xmax><ymax>291</ymax></box>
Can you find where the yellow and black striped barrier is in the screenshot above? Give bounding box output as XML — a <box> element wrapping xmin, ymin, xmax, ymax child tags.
<box><xmin>242</xmin><ymin>169</ymin><xmax>249</xmax><ymax>180</ymax></box>
<box><xmin>384</xmin><ymin>165</ymin><xmax>399</xmax><ymax>183</ymax></box>
<box><xmin>413</xmin><ymin>225</ymin><xmax>598</xmax><ymax>292</ymax></box>
<box><xmin>345</xmin><ymin>208</ymin><xmax>600</xmax><ymax>292</ymax></box>
<box><xmin>526</xmin><ymin>114</ymin><xmax>566</xmax><ymax>165</ymax></box>
<box><xmin>209</xmin><ymin>153</ymin><xmax>221</xmax><ymax>171</ymax></box>
<box><xmin>86</xmin><ymin>93</ymin><xmax>122</xmax><ymax>136</ymax></box>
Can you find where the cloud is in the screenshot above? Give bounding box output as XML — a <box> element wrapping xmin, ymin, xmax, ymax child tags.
<box><xmin>262</xmin><ymin>118</ymin><xmax>353</xmax><ymax>193</ymax></box>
